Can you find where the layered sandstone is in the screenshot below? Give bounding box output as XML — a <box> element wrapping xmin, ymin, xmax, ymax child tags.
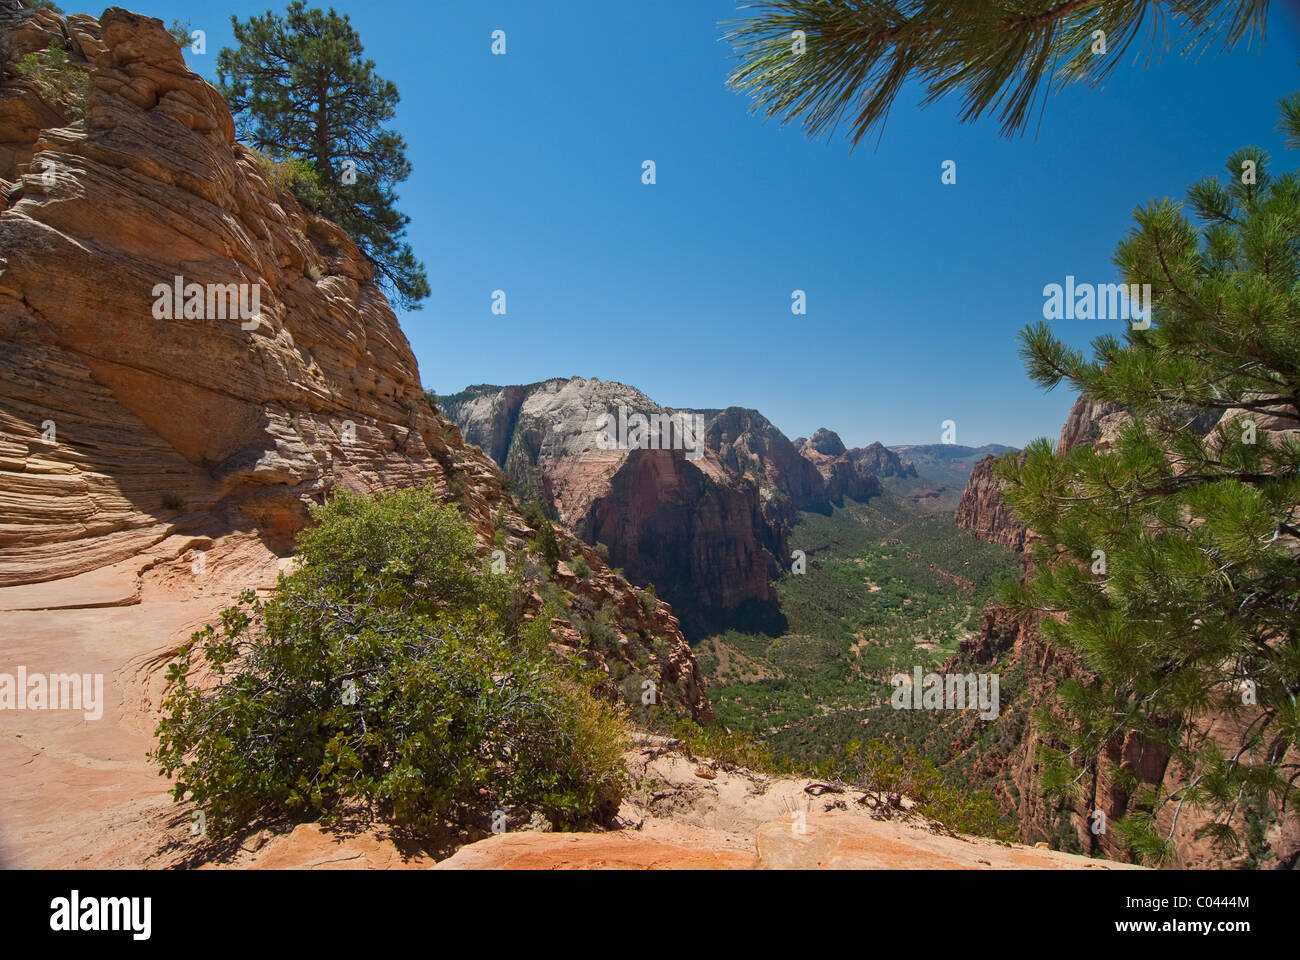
<box><xmin>0</xmin><ymin>6</ymin><xmax>712</xmax><ymax>870</ymax></box>
<box><xmin>1</xmin><ymin>6</ymin><xmax>450</xmax><ymax>585</ymax></box>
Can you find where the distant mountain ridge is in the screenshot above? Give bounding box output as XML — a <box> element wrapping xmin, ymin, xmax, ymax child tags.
<box><xmin>882</xmin><ymin>442</ymin><xmax>1020</xmax><ymax>511</ymax></box>
<box><xmin>442</xmin><ymin>377</ymin><xmax>961</xmax><ymax>636</ymax></box>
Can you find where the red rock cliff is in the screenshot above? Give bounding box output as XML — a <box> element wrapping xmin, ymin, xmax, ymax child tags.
<box><xmin>0</xmin><ymin>6</ymin><xmax>709</xmax><ymax>721</ymax></box>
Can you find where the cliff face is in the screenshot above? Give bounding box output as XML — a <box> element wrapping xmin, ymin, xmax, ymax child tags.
<box><xmin>445</xmin><ymin>382</ymin><xmax>911</xmax><ymax>638</ymax></box>
<box><xmin>445</xmin><ymin>378</ymin><xmax>785</xmax><ymax>636</ymax></box>
<box><xmin>705</xmin><ymin>406</ymin><xmax>825</xmax><ymax>533</ymax></box>
<box><xmin>953</xmin><ymin>455</ymin><xmax>1026</xmax><ymax>552</ymax></box>
<box><xmin>1056</xmin><ymin>394</ymin><xmax>1129</xmax><ymax>453</ymax></box>
<box><xmin>1</xmin><ymin>7</ymin><xmax>447</xmax><ymax>583</ymax></box>
<box><xmin>0</xmin><ymin>7</ymin><xmax>708</xmax><ymax>720</ymax></box>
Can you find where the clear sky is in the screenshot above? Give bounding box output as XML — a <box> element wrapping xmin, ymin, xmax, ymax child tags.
<box><xmin>135</xmin><ymin>0</ymin><xmax>1300</xmax><ymax>447</ymax></box>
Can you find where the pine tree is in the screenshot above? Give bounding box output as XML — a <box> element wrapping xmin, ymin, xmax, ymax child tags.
<box><xmin>726</xmin><ymin>0</ymin><xmax>1269</xmax><ymax>145</ymax></box>
<box><xmin>217</xmin><ymin>3</ymin><xmax>430</xmax><ymax>310</ymax></box>
<box><xmin>997</xmin><ymin>93</ymin><xmax>1300</xmax><ymax>864</ymax></box>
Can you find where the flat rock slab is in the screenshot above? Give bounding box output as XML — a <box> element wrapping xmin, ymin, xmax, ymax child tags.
<box><xmin>433</xmin><ymin>813</ymin><xmax>1144</xmax><ymax>870</ymax></box>
<box><xmin>432</xmin><ymin>823</ymin><xmax>755</xmax><ymax>870</ymax></box>
<box><xmin>0</xmin><ymin>560</ymin><xmax>142</xmax><ymax>611</ymax></box>
<box><xmin>755</xmin><ymin>813</ymin><xmax>1143</xmax><ymax>870</ymax></box>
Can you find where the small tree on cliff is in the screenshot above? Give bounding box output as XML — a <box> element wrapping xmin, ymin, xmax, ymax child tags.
<box><xmin>217</xmin><ymin>2</ymin><xmax>430</xmax><ymax>310</ymax></box>
<box><xmin>997</xmin><ymin>93</ymin><xmax>1300</xmax><ymax>864</ymax></box>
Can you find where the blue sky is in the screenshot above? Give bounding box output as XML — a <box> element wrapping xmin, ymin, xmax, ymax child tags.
<box><xmin>137</xmin><ymin>0</ymin><xmax>1300</xmax><ymax>447</ymax></box>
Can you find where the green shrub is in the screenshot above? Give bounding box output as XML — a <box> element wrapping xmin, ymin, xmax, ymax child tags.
<box><xmin>521</xmin><ymin>496</ymin><xmax>547</xmax><ymax>528</ymax></box>
<box><xmin>15</xmin><ymin>45</ymin><xmax>89</xmax><ymax>117</ymax></box>
<box><xmin>250</xmin><ymin>149</ymin><xmax>324</xmax><ymax>207</ymax></box>
<box><xmin>534</xmin><ymin>518</ymin><xmax>563</xmax><ymax>572</ymax></box>
<box><xmin>152</xmin><ymin>484</ymin><xmax>629</xmax><ymax>839</ymax></box>
<box><xmin>570</xmin><ymin>554</ymin><xmax>591</xmax><ymax>579</ymax></box>
<box><xmin>848</xmin><ymin>739</ymin><xmax>1015</xmax><ymax>841</ymax></box>
<box><xmin>670</xmin><ymin>718</ymin><xmax>776</xmax><ymax>773</ymax></box>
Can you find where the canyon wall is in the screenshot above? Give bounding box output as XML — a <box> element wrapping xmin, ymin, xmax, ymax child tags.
<box><xmin>445</xmin><ymin>380</ymin><xmax>905</xmax><ymax>637</ymax></box>
<box><xmin>953</xmin><ymin>455</ymin><xmax>1026</xmax><ymax>552</ymax></box>
<box><xmin>445</xmin><ymin>379</ymin><xmax>786</xmax><ymax>636</ymax></box>
<box><xmin>0</xmin><ymin>6</ymin><xmax>709</xmax><ymax>721</ymax></box>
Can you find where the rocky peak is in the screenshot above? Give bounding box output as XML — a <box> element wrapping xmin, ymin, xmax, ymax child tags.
<box><xmin>443</xmin><ymin>379</ymin><xmax>785</xmax><ymax>636</ymax></box>
<box><xmin>847</xmin><ymin>441</ymin><xmax>917</xmax><ymax>479</ymax></box>
<box><xmin>802</xmin><ymin>427</ymin><xmax>846</xmax><ymax>458</ymax></box>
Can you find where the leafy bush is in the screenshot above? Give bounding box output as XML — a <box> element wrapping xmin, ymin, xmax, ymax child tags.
<box><xmin>14</xmin><ymin>44</ymin><xmax>89</xmax><ymax>117</ymax></box>
<box><xmin>249</xmin><ymin>148</ymin><xmax>324</xmax><ymax>206</ymax></box>
<box><xmin>152</xmin><ymin>484</ymin><xmax>629</xmax><ymax>839</ymax></box>
<box><xmin>847</xmin><ymin>739</ymin><xmax>1016</xmax><ymax>841</ymax></box>
<box><xmin>638</xmin><ymin>582</ymin><xmax>658</xmax><ymax>616</ymax></box>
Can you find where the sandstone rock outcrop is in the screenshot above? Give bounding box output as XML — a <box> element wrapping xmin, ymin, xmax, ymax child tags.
<box><xmin>847</xmin><ymin>440</ymin><xmax>917</xmax><ymax>480</ymax></box>
<box><xmin>432</xmin><ymin>741</ymin><xmax>1142</xmax><ymax>870</ymax></box>
<box><xmin>1056</xmin><ymin>394</ymin><xmax>1128</xmax><ymax>453</ymax></box>
<box><xmin>794</xmin><ymin>430</ymin><xmax>902</xmax><ymax>503</ymax></box>
<box><xmin>0</xmin><ymin>0</ymin><xmax>709</xmax><ymax>795</ymax></box>
<box><xmin>704</xmin><ymin>406</ymin><xmax>827</xmax><ymax>531</ymax></box>
<box><xmin>1</xmin><ymin>6</ymin><xmax>448</xmax><ymax>585</ymax></box>
<box><xmin>953</xmin><ymin>454</ymin><xmax>1026</xmax><ymax>551</ymax></box>
<box><xmin>444</xmin><ymin>379</ymin><xmax>786</xmax><ymax>636</ymax></box>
